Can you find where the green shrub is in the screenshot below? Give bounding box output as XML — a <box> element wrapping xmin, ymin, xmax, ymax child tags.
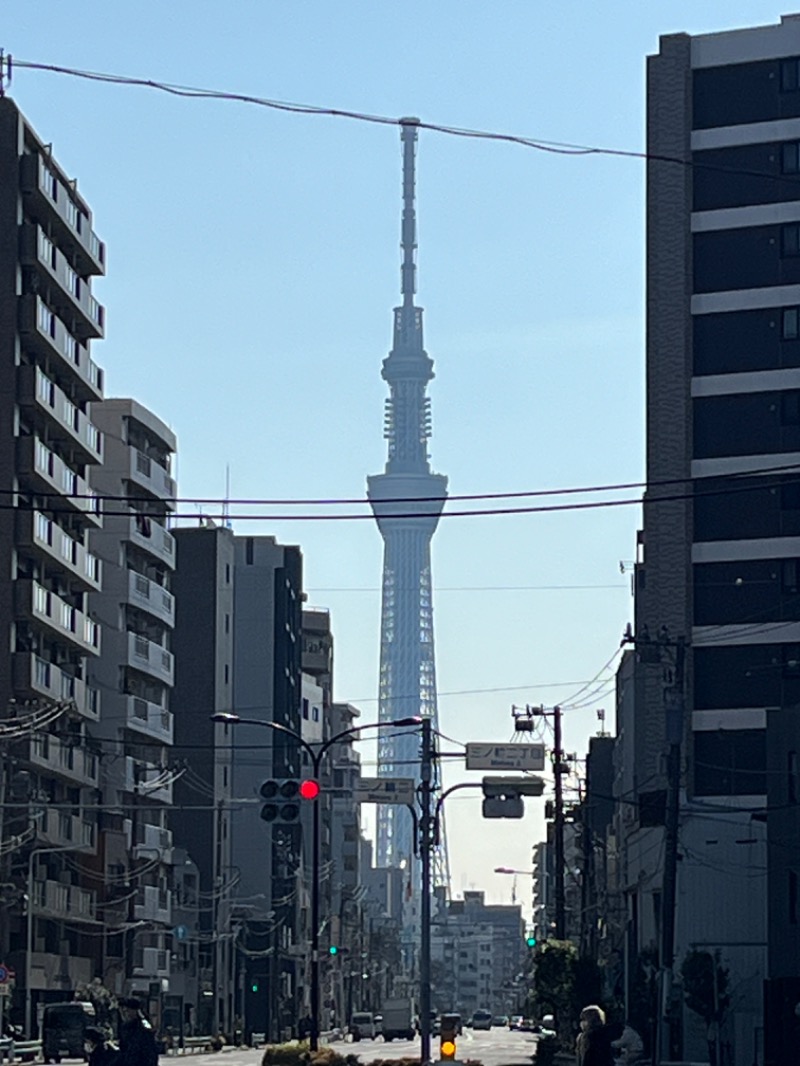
<box><xmin>261</xmin><ymin>1042</ymin><xmax>310</xmax><ymax>1066</ymax></box>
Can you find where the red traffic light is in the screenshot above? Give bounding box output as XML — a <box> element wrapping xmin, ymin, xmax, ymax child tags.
<box><xmin>299</xmin><ymin>779</ymin><xmax>320</xmax><ymax>800</ymax></box>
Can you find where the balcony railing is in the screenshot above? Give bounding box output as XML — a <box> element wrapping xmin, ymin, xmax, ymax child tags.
<box><xmin>20</xmin><ymin>365</ymin><xmax>102</xmax><ymax>464</ymax></box>
<box><xmin>126</xmin><ymin>514</ymin><xmax>176</xmax><ymax>568</ymax></box>
<box><xmin>16</xmin><ymin>579</ymin><xmax>100</xmax><ymax>656</ymax></box>
<box><xmin>19</xmin><ymin>508</ymin><xmax>101</xmax><ymax>591</ymax></box>
<box><xmin>128</xmin><ymin>632</ymin><xmax>174</xmax><ymax>685</ymax></box>
<box><xmin>126</xmin><ymin>694</ymin><xmax>174</xmax><ymax>743</ymax></box>
<box><xmin>20</xmin><ymin>223</ymin><xmax>104</xmax><ymax>340</ymax></box>
<box><xmin>17</xmin><ymin>435</ymin><xmax>102</xmax><ymax>526</ymax></box>
<box><xmin>128</xmin><ymin>571</ymin><xmax>175</xmax><ymax>626</ymax></box>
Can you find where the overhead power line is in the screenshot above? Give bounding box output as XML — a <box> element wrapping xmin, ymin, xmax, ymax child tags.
<box><xmin>6</xmin><ymin>55</ymin><xmax>800</xmax><ymax>193</ymax></box>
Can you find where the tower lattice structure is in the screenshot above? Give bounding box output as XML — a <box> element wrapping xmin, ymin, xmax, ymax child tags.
<box><xmin>368</xmin><ymin>120</ymin><xmax>450</xmax><ymax>892</ymax></box>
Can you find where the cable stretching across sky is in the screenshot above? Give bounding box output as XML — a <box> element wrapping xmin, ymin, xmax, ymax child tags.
<box><xmin>367</xmin><ymin>120</ymin><xmax>449</xmax><ymax>891</ymax></box>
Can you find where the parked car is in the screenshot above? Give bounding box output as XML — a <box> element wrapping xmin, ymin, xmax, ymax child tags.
<box><xmin>42</xmin><ymin>1001</ymin><xmax>96</xmax><ymax>1064</ymax></box>
<box><xmin>470</xmin><ymin>1010</ymin><xmax>493</xmax><ymax>1031</ymax></box>
<box><xmin>492</xmin><ymin>1015</ymin><xmax>509</xmax><ymax>1027</ymax></box>
<box><xmin>508</xmin><ymin>1015</ymin><xmax>524</xmax><ymax>1030</ymax></box>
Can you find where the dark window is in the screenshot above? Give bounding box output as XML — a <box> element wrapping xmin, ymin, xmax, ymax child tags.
<box><xmin>783</xmin><ymin>481</ymin><xmax>800</xmax><ymax>510</ymax></box>
<box><xmin>693</xmin><ymin>729</ymin><xmax>766</xmax><ymax>796</ymax></box>
<box><xmin>224</xmin><ymin>664</ymin><xmax>229</xmax><ymax>684</ymax></box>
<box><xmin>638</xmin><ymin>790</ymin><xmax>666</xmax><ymax>827</ymax></box>
<box><xmin>791</xmin><ymin>871</ymin><xmax>799</xmax><ymax>925</ymax></box>
<box><xmin>784</xmin><ymin>142</ymin><xmax>800</xmax><ymax>173</ymax></box>
<box><xmin>782</xmin><ymin>59</ymin><xmax>800</xmax><ymax>93</ymax></box>
<box><xmin>784</xmin><ymin>224</ymin><xmax>800</xmax><ymax>257</ymax></box>
<box><xmin>784</xmin><ymin>307</ymin><xmax>800</xmax><ymax>340</ymax></box>
<box><xmin>225</xmin><ymin>563</ymin><xmax>230</xmax><ymax>583</ymax></box>
<box><xmin>245</xmin><ymin>538</ymin><xmax>254</xmax><ymax>565</ymax></box>
<box><xmin>789</xmin><ymin>751</ymin><xmax>799</xmax><ymax>803</ymax></box>
<box><xmin>783</xmin><ymin>391</ymin><xmax>800</xmax><ymax>425</ymax></box>
<box><xmin>302</xmin><ymin>698</ymin><xmax>309</xmax><ymax>720</ymax></box>
<box><xmin>224</xmin><ymin>613</ymin><xmax>230</xmax><ymax>634</ymax></box>
<box><xmin>783</xmin><ymin>559</ymin><xmax>800</xmax><ymax>595</ymax></box>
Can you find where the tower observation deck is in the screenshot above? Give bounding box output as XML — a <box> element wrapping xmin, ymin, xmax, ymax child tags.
<box><xmin>367</xmin><ymin>120</ymin><xmax>450</xmax><ymax>890</ymax></box>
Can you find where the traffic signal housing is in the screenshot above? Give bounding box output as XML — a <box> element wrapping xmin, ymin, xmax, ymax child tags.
<box><xmin>481</xmin><ymin>775</ymin><xmax>544</xmax><ymax>819</ymax></box>
<box><xmin>526</xmin><ymin>935</ymin><xmax>537</xmax><ymax>948</ymax></box>
<box><xmin>440</xmin><ymin>1012</ymin><xmax>459</xmax><ymax>1061</ymax></box>
<box><xmin>259</xmin><ymin>778</ymin><xmax>320</xmax><ymax>823</ymax></box>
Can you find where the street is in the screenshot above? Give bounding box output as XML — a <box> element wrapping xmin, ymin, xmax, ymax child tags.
<box><xmin>347</xmin><ymin>1026</ymin><xmax>539</xmax><ymax>1066</ymax></box>
<box><xmin>149</xmin><ymin>1027</ymin><xmax>539</xmax><ymax>1066</ymax></box>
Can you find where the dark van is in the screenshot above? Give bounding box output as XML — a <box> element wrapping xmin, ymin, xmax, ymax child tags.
<box><xmin>42</xmin><ymin>1001</ymin><xmax>96</xmax><ymax>1063</ymax></box>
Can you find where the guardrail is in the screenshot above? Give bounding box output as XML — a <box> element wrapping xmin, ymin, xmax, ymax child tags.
<box><xmin>5</xmin><ymin>1040</ymin><xmax>42</xmax><ymax>1063</ymax></box>
<box><xmin>168</xmin><ymin>1036</ymin><xmax>217</xmax><ymax>1055</ymax></box>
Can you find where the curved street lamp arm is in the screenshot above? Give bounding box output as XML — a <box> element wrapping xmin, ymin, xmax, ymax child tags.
<box><xmin>432</xmin><ymin>781</ymin><xmax>483</xmax><ymax>844</ymax></box>
<box><xmin>219</xmin><ymin>715</ymin><xmax>317</xmax><ymax>768</ymax></box>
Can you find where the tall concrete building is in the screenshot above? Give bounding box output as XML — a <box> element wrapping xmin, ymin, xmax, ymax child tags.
<box><xmin>89</xmin><ymin>399</ymin><xmax>177</xmax><ymax>1009</ymax></box>
<box><xmin>0</xmin><ymin>96</ymin><xmax>106</xmax><ymax>1023</ymax></box>
<box><xmin>367</xmin><ymin>120</ymin><xmax>448</xmax><ymax>884</ymax></box>
<box><xmin>171</xmin><ymin>523</ymin><xmax>235</xmax><ymax>1036</ymax></box>
<box><xmin>632</xmin><ymin>15</ymin><xmax>800</xmax><ymax>1064</ymax></box>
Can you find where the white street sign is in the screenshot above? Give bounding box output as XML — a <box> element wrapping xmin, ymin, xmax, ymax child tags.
<box><xmin>355</xmin><ymin>777</ymin><xmax>416</xmax><ymax>805</ymax></box>
<box><xmin>465</xmin><ymin>742</ymin><xmax>546</xmax><ymax>772</ymax></box>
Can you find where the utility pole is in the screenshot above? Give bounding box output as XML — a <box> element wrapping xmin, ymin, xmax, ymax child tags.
<box><xmin>419</xmin><ymin>716</ymin><xmax>432</xmax><ymax>1066</ymax></box>
<box><xmin>553</xmin><ymin>705</ymin><xmax>566</xmax><ymax>940</ymax></box>
<box><xmin>658</xmin><ymin>636</ymin><xmax>685</xmax><ymax>1063</ymax></box>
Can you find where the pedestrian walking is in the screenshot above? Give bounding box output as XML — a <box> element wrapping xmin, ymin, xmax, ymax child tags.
<box><xmin>576</xmin><ymin>1005</ymin><xmax>614</xmax><ymax>1066</ymax></box>
<box><xmin>84</xmin><ymin>1027</ymin><xmax>119</xmax><ymax>1066</ymax></box>
<box><xmin>117</xmin><ymin>998</ymin><xmax>159</xmax><ymax>1066</ymax></box>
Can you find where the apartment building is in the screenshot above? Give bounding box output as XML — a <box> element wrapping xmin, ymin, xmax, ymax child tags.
<box><xmin>88</xmin><ymin>399</ymin><xmax>177</xmax><ymax>1010</ymax></box>
<box><xmin>623</xmin><ymin>15</ymin><xmax>800</xmax><ymax>1064</ymax></box>
<box><xmin>0</xmin><ymin>96</ymin><xmax>106</xmax><ymax>1022</ymax></box>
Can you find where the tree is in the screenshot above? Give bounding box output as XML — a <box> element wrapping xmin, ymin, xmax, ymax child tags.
<box><xmin>681</xmin><ymin>948</ymin><xmax>730</xmax><ymax>1065</ymax></box>
<box><xmin>74</xmin><ymin>978</ymin><xmax>115</xmax><ymax>1027</ymax></box>
<box><xmin>528</xmin><ymin>940</ymin><xmax>578</xmax><ymax>1042</ymax></box>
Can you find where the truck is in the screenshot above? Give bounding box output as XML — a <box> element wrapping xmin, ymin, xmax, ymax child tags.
<box><xmin>380</xmin><ymin>997</ymin><xmax>416</xmax><ymax>1041</ymax></box>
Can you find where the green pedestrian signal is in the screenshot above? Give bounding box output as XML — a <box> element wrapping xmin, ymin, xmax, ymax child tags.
<box><xmin>329</xmin><ymin>946</ymin><xmax>338</xmax><ymax>955</ymax></box>
<box><xmin>251</xmin><ymin>979</ymin><xmax>259</xmax><ymax>993</ymax></box>
<box><xmin>526</xmin><ymin>935</ymin><xmax>537</xmax><ymax>948</ymax></box>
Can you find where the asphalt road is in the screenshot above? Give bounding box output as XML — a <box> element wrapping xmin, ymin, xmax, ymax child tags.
<box><xmin>346</xmin><ymin>1025</ymin><xmax>539</xmax><ymax>1065</ymax></box>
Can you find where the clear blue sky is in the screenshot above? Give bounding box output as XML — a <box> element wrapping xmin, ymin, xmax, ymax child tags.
<box><xmin>4</xmin><ymin>1</ymin><xmax>789</xmax><ymax>912</ymax></box>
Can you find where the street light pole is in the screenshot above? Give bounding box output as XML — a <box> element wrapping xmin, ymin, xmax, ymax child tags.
<box><xmin>212</xmin><ymin>713</ymin><xmax>420</xmax><ymax>1053</ymax></box>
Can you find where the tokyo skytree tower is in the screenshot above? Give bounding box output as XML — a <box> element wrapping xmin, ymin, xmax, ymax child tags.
<box><xmin>367</xmin><ymin>119</ymin><xmax>450</xmax><ymax>890</ymax></box>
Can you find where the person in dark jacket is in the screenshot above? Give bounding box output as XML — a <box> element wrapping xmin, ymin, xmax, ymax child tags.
<box><xmin>576</xmin><ymin>1005</ymin><xmax>614</xmax><ymax>1066</ymax></box>
<box><xmin>84</xmin><ymin>1027</ymin><xmax>119</xmax><ymax>1066</ymax></box>
<box><xmin>117</xmin><ymin>999</ymin><xmax>159</xmax><ymax>1066</ymax></box>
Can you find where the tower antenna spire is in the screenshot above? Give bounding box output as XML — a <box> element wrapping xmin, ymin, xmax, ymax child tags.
<box><xmin>400</xmin><ymin>117</ymin><xmax>420</xmax><ymax>307</ymax></box>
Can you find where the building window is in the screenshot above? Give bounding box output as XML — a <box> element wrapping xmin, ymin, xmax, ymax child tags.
<box><xmin>225</xmin><ymin>563</ymin><xmax>230</xmax><ymax>583</ymax></box>
<box><xmin>783</xmin><ymin>224</ymin><xmax>800</xmax><ymax>257</ymax></box>
<box><xmin>312</xmin><ymin>705</ymin><xmax>320</xmax><ymax>722</ymax></box>
<box><xmin>246</xmin><ymin>538</ymin><xmax>254</xmax><ymax>565</ymax></box>
<box><xmin>224</xmin><ymin>664</ymin><xmax>229</xmax><ymax>684</ymax></box>
<box><xmin>302</xmin><ymin>698</ymin><xmax>309</xmax><ymax>720</ymax></box>
<box><xmin>224</xmin><ymin>613</ymin><xmax>230</xmax><ymax>634</ymax></box>
<box><xmin>791</xmin><ymin>871</ymin><xmax>799</xmax><ymax>925</ymax></box>
<box><xmin>790</xmin><ymin>751</ymin><xmax>800</xmax><ymax>803</ymax></box>
<box><xmin>783</xmin><ymin>142</ymin><xmax>800</xmax><ymax>174</ymax></box>
<box><xmin>782</xmin><ymin>58</ymin><xmax>800</xmax><ymax>93</ymax></box>
<box><xmin>784</xmin><ymin>307</ymin><xmax>800</xmax><ymax>340</ymax></box>
<box><xmin>782</xmin><ymin>391</ymin><xmax>800</xmax><ymax>425</ymax></box>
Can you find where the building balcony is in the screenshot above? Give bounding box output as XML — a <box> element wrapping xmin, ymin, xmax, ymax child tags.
<box><xmin>40</xmin><ymin>808</ymin><xmax>95</xmax><ymax>849</ymax></box>
<box><xmin>17</xmin><ymin>508</ymin><xmax>101</xmax><ymax>592</ymax></box>
<box><xmin>132</xmin><ymin>946</ymin><xmax>170</xmax><ymax>979</ymax></box>
<box><xmin>133</xmin><ymin>885</ymin><xmax>172</xmax><ymax>926</ymax></box>
<box><xmin>122</xmin><ymin>514</ymin><xmax>176</xmax><ymax>569</ymax></box>
<box><xmin>129</xmin><ymin>449</ymin><xmax>176</xmax><ymax>502</ymax></box>
<box><xmin>124</xmin><ymin>757</ymin><xmax>173</xmax><ymax>805</ymax></box>
<box><xmin>127</xmin><ymin>571</ymin><xmax>175</xmax><ymax>627</ymax></box>
<box><xmin>127</xmin><ymin>632</ymin><xmax>174</xmax><ymax>685</ymax></box>
<box><xmin>12</xmin><ymin>652</ymin><xmax>100</xmax><ymax>720</ymax></box>
<box><xmin>32</xmin><ymin>877</ymin><xmax>96</xmax><ymax>922</ymax></box>
<box><xmin>17</xmin><ymin>435</ymin><xmax>102</xmax><ymax>527</ymax></box>
<box><xmin>20</xmin><ymin>224</ymin><xmax>104</xmax><ymax>340</ymax></box>
<box><xmin>19</xmin><ymin>295</ymin><xmax>103</xmax><ymax>403</ymax></box>
<box><xmin>125</xmin><ymin>693</ymin><xmax>174</xmax><ymax>744</ymax></box>
<box><xmin>18</xmin><ymin>365</ymin><xmax>102</xmax><ymax>465</ymax></box>
<box><xmin>132</xmin><ymin>822</ymin><xmax>173</xmax><ymax>863</ymax></box>
<box><xmin>20</xmin><ymin>153</ymin><xmax>106</xmax><ymax>276</ymax></box>
<box><xmin>15</xmin><ymin>579</ymin><xmax>100</xmax><ymax>657</ymax></box>
<box><xmin>30</xmin><ymin>731</ymin><xmax>99</xmax><ymax>788</ymax></box>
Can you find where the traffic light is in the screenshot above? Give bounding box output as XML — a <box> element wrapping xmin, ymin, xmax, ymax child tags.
<box><xmin>251</xmin><ymin>978</ymin><xmax>259</xmax><ymax>993</ymax></box>
<box><xmin>259</xmin><ymin>779</ymin><xmax>320</xmax><ymax>823</ymax></box>
<box><xmin>440</xmin><ymin>1013</ymin><xmax>459</xmax><ymax>1061</ymax></box>
<box><xmin>328</xmin><ymin>946</ymin><xmax>338</xmax><ymax>956</ymax></box>
<box><xmin>481</xmin><ymin>776</ymin><xmax>545</xmax><ymax>819</ymax></box>
<box><xmin>526</xmin><ymin>935</ymin><xmax>537</xmax><ymax>948</ymax></box>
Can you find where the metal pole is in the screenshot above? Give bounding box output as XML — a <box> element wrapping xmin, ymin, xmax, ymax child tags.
<box><xmin>24</xmin><ymin>851</ymin><xmax>34</xmax><ymax>1038</ymax></box>
<box><xmin>310</xmin><ymin>752</ymin><xmax>322</xmax><ymax>1052</ymax></box>
<box><xmin>553</xmin><ymin>706</ymin><xmax>566</xmax><ymax>939</ymax></box>
<box><xmin>658</xmin><ymin>637</ymin><xmax>685</xmax><ymax>1064</ymax></box>
<box><xmin>419</xmin><ymin>717</ymin><xmax>432</xmax><ymax>1066</ymax></box>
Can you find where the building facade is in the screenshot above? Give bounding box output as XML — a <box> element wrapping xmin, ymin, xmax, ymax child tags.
<box><xmin>0</xmin><ymin>96</ymin><xmax>106</xmax><ymax>1029</ymax></box>
<box><xmin>89</xmin><ymin>399</ymin><xmax>177</xmax><ymax>1016</ymax></box>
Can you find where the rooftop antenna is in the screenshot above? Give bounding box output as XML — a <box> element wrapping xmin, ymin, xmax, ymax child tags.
<box><xmin>223</xmin><ymin>464</ymin><xmax>232</xmax><ymax>529</ymax></box>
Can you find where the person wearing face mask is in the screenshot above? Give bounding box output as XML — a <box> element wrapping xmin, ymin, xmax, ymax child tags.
<box><xmin>84</xmin><ymin>1027</ymin><xmax>119</xmax><ymax>1066</ymax></box>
